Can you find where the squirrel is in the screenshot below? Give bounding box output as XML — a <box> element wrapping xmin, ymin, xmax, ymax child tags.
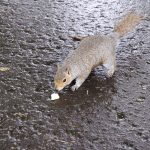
<box><xmin>54</xmin><ymin>12</ymin><xmax>142</xmax><ymax>91</ymax></box>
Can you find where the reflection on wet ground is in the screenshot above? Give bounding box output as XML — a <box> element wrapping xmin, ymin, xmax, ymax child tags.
<box><xmin>0</xmin><ymin>0</ymin><xmax>150</xmax><ymax>149</ymax></box>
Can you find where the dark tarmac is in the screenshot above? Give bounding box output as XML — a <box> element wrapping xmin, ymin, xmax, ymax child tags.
<box><xmin>0</xmin><ymin>0</ymin><xmax>150</xmax><ymax>150</ymax></box>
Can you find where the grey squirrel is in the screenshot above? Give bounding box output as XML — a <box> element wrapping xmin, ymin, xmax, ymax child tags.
<box><xmin>54</xmin><ymin>12</ymin><xmax>142</xmax><ymax>91</ymax></box>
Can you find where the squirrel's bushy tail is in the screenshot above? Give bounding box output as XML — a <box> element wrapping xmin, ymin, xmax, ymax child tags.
<box><xmin>113</xmin><ymin>12</ymin><xmax>142</xmax><ymax>38</ymax></box>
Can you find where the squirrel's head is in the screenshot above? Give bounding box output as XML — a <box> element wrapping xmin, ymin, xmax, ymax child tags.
<box><xmin>54</xmin><ymin>64</ymin><xmax>72</xmax><ymax>91</ymax></box>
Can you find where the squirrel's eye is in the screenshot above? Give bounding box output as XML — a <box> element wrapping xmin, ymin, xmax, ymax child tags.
<box><xmin>63</xmin><ymin>79</ymin><xmax>66</xmax><ymax>82</ymax></box>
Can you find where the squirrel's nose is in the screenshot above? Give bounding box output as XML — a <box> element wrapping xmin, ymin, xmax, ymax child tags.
<box><xmin>56</xmin><ymin>87</ymin><xmax>63</xmax><ymax>91</ymax></box>
<box><xmin>55</xmin><ymin>85</ymin><xmax>62</xmax><ymax>91</ymax></box>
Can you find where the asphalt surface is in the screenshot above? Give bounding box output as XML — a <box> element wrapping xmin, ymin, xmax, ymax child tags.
<box><xmin>0</xmin><ymin>0</ymin><xmax>150</xmax><ymax>150</ymax></box>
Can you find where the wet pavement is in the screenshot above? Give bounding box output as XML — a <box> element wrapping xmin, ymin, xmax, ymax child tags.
<box><xmin>0</xmin><ymin>0</ymin><xmax>150</xmax><ymax>149</ymax></box>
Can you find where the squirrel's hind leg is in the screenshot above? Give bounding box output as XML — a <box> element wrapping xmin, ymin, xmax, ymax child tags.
<box><xmin>103</xmin><ymin>59</ymin><xmax>116</xmax><ymax>78</ymax></box>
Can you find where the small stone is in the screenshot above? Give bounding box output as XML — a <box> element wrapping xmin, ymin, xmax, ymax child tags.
<box><xmin>136</xmin><ymin>96</ymin><xmax>145</xmax><ymax>102</ymax></box>
<box><xmin>86</xmin><ymin>90</ymin><xmax>89</xmax><ymax>95</ymax></box>
<box><xmin>142</xmin><ymin>85</ymin><xmax>147</xmax><ymax>90</ymax></box>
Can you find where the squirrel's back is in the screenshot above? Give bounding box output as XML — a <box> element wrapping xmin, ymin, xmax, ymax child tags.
<box><xmin>64</xmin><ymin>35</ymin><xmax>117</xmax><ymax>68</ymax></box>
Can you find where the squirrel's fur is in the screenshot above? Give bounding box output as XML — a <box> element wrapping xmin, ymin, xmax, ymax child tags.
<box><xmin>54</xmin><ymin>13</ymin><xmax>142</xmax><ymax>91</ymax></box>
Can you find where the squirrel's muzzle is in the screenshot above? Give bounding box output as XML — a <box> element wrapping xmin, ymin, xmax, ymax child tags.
<box><xmin>54</xmin><ymin>82</ymin><xmax>64</xmax><ymax>91</ymax></box>
<box><xmin>55</xmin><ymin>86</ymin><xmax>63</xmax><ymax>91</ymax></box>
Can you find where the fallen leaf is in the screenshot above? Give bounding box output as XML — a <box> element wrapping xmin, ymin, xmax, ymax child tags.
<box><xmin>0</xmin><ymin>67</ymin><xmax>10</xmax><ymax>72</ymax></box>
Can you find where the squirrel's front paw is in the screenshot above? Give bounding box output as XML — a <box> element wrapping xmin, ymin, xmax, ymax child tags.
<box><xmin>71</xmin><ymin>85</ymin><xmax>78</xmax><ymax>91</ymax></box>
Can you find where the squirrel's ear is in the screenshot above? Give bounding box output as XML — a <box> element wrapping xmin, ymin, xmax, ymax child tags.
<box><xmin>65</xmin><ymin>67</ymin><xmax>70</xmax><ymax>75</ymax></box>
<box><xmin>57</xmin><ymin>63</ymin><xmax>60</xmax><ymax>68</ymax></box>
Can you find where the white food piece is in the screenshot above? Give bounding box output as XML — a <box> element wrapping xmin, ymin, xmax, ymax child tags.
<box><xmin>51</xmin><ymin>93</ymin><xmax>60</xmax><ymax>100</ymax></box>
